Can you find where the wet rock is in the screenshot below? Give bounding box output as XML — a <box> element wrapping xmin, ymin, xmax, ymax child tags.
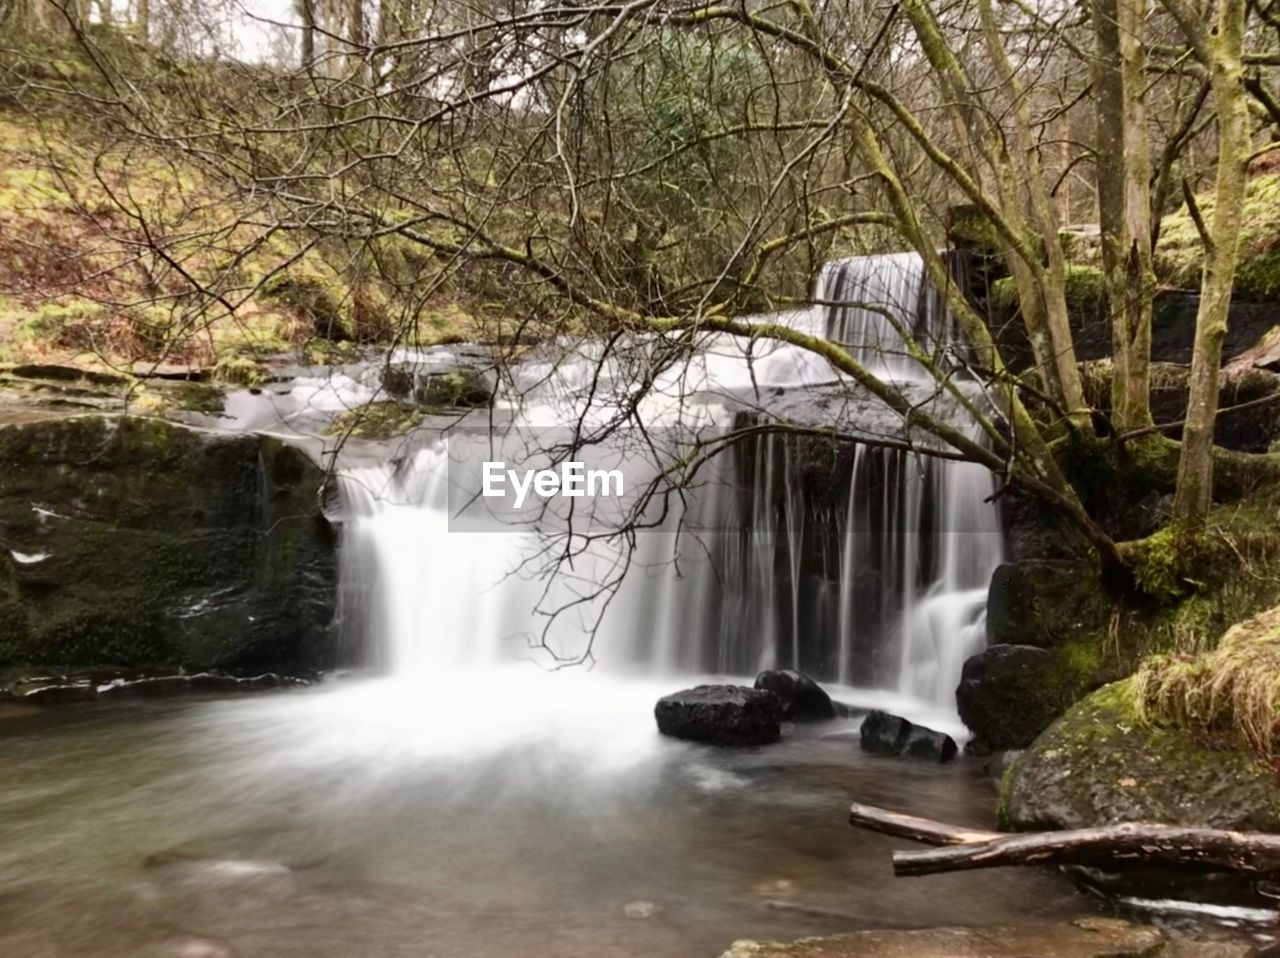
<box><xmin>3</xmin><ymin>667</ymin><xmax>294</xmax><ymax>703</ymax></box>
<box><xmin>753</xmin><ymin>669</ymin><xmax>837</xmax><ymax>721</ymax></box>
<box><xmin>0</xmin><ymin>416</ymin><xmax>338</xmax><ymax>676</ymax></box>
<box><xmin>654</xmin><ymin>685</ymin><xmax>783</xmax><ymax>746</ymax></box>
<box><xmin>720</xmin><ymin>918</ymin><xmax>1165</xmax><ymax>957</ymax></box>
<box><xmin>859</xmin><ymin>710</ymin><xmax>957</xmax><ymax>762</ymax></box>
<box><xmin>956</xmin><ymin>644</ymin><xmax>1060</xmax><ymax>750</ymax></box>
<box><xmin>983</xmin><ymin>749</ymin><xmax>1023</xmax><ymax>781</ymax></box>
<box><xmin>9</xmin><ymin>680</ymin><xmax>96</xmax><ymax>704</ymax></box>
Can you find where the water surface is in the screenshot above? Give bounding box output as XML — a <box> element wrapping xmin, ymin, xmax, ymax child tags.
<box><xmin>0</xmin><ymin>673</ymin><xmax>1098</xmax><ymax>957</ymax></box>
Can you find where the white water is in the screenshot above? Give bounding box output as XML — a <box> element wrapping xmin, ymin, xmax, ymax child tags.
<box><xmin>331</xmin><ymin>252</ymin><xmax>1003</xmax><ymax>714</ymax></box>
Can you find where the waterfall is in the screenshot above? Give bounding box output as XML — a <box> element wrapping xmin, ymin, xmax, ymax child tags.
<box><xmin>333</xmin><ymin>251</ymin><xmax>1003</xmax><ymax>711</ymax></box>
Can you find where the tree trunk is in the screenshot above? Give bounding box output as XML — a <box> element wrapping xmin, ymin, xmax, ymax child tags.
<box><xmin>347</xmin><ymin>0</ymin><xmax>364</xmax><ymax>76</ymax></box>
<box><xmin>1173</xmin><ymin>0</ymin><xmax>1251</xmax><ymax>524</ymax></box>
<box><xmin>1091</xmin><ymin>0</ymin><xmax>1155</xmax><ymax>432</ymax></box>
<box><xmin>298</xmin><ymin>0</ymin><xmax>316</xmax><ymax>68</ymax></box>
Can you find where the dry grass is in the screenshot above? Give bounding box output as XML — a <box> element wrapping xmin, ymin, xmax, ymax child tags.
<box><xmin>1135</xmin><ymin>604</ymin><xmax>1280</xmax><ymax>761</ymax></box>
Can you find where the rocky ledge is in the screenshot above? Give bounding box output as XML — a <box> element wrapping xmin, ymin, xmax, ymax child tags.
<box><xmin>0</xmin><ymin>415</ymin><xmax>339</xmax><ymax>678</ymax></box>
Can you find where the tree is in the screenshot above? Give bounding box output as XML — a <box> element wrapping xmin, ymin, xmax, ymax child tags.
<box><xmin>5</xmin><ymin>0</ymin><xmax>1278</xmax><ymax>585</ymax></box>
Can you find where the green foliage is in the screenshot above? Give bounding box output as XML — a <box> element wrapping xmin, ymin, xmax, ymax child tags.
<box><xmin>619</xmin><ymin>32</ymin><xmax>761</xmax><ymax>224</ymax></box>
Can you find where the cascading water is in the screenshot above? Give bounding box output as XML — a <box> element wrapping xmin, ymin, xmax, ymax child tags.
<box><xmin>334</xmin><ymin>251</ymin><xmax>1003</xmax><ymax>713</ymax></box>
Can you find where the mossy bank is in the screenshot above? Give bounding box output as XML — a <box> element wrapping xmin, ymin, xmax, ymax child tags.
<box><xmin>0</xmin><ymin>414</ymin><xmax>340</xmax><ymax>678</ymax></box>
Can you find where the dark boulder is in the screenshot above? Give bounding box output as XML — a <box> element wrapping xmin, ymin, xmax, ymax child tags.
<box><xmin>753</xmin><ymin>669</ymin><xmax>837</xmax><ymax>721</ymax></box>
<box><xmin>0</xmin><ymin>415</ymin><xmax>339</xmax><ymax>677</ymax></box>
<box><xmin>956</xmin><ymin>644</ymin><xmax>1062</xmax><ymax>750</ymax></box>
<box><xmin>654</xmin><ymin>685</ymin><xmax>783</xmax><ymax>746</ymax></box>
<box><xmin>859</xmin><ymin>709</ymin><xmax>957</xmax><ymax>762</ymax></box>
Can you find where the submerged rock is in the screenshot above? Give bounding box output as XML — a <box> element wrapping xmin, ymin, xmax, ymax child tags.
<box><xmin>753</xmin><ymin>669</ymin><xmax>837</xmax><ymax>721</ymax></box>
<box><xmin>956</xmin><ymin>644</ymin><xmax>1061</xmax><ymax>750</ymax></box>
<box><xmin>720</xmin><ymin>918</ymin><xmax>1165</xmax><ymax>958</ymax></box>
<box><xmin>859</xmin><ymin>710</ymin><xmax>957</xmax><ymax>762</ymax></box>
<box><xmin>654</xmin><ymin>685</ymin><xmax>783</xmax><ymax>746</ymax></box>
<box><xmin>0</xmin><ymin>415</ymin><xmax>338</xmax><ymax>676</ymax></box>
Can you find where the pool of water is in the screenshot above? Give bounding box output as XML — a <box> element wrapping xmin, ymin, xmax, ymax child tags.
<box><xmin>0</xmin><ymin>672</ymin><xmax>1100</xmax><ymax>957</ymax></box>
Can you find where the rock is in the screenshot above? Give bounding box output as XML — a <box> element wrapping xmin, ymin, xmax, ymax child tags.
<box><xmin>956</xmin><ymin>644</ymin><xmax>1061</xmax><ymax>750</ymax></box>
<box><xmin>654</xmin><ymin>685</ymin><xmax>783</xmax><ymax>746</ymax></box>
<box><xmin>719</xmin><ymin>918</ymin><xmax>1165</xmax><ymax>958</ymax></box>
<box><xmin>414</xmin><ymin>369</ymin><xmax>492</xmax><ymax>409</ymax></box>
<box><xmin>9</xmin><ymin>681</ymin><xmax>96</xmax><ymax>704</ymax></box>
<box><xmin>1001</xmin><ymin>679</ymin><xmax>1280</xmax><ymax>832</ymax></box>
<box><xmin>1001</xmin><ymin>678</ymin><xmax>1280</xmax><ymax>910</ymax></box>
<box><xmin>984</xmin><ymin>749</ymin><xmax>1023</xmax><ymax>781</ymax></box>
<box><xmin>859</xmin><ymin>710</ymin><xmax>957</xmax><ymax>762</ymax></box>
<box><xmin>622</xmin><ymin>900</ymin><xmax>658</xmax><ymax>919</ymax></box>
<box><xmin>986</xmin><ymin>561</ymin><xmax>1111</xmax><ymax>649</ymax></box>
<box><xmin>0</xmin><ymin>416</ymin><xmax>338</xmax><ymax>677</ymax></box>
<box><xmin>9</xmin><ymin>363</ymin><xmax>129</xmax><ymax>386</ymax></box>
<box><xmin>753</xmin><ymin>669</ymin><xmax>837</xmax><ymax>721</ymax></box>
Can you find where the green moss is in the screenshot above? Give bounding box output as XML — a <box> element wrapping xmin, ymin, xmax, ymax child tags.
<box><xmin>414</xmin><ymin>369</ymin><xmax>492</xmax><ymax>409</ymax></box>
<box><xmin>324</xmin><ymin>401</ymin><xmax>426</xmax><ymax>440</ymax></box>
<box><xmin>1062</xmin><ymin>265</ymin><xmax>1105</xmax><ymax>318</ymax></box>
<box><xmin>984</xmin><ymin>265</ymin><xmax>1104</xmax><ymax>322</ymax></box>
<box><xmin>261</xmin><ymin>270</ymin><xmax>350</xmax><ymax>342</ymax></box>
<box><xmin>1156</xmin><ymin>173</ymin><xmax>1280</xmax><ymax>301</ymax></box>
<box><xmin>1235</xmin><ymin>249</ymin><xmax>1280</xmax><ymax>302</ymax></box>
<box><xmin>212</xmin><ymin>353</ymin><xmax>270</xmax><ymax>386</ymax></box>
<box><xmin>1000</xmin><ymin>676</ymin><xmax>1280</xmax><ymax>832</ymax></box>
<box><xmin>989</xmin><ymin>277</ymin><xmax>1017</xmax><ymax>312</ymax></box>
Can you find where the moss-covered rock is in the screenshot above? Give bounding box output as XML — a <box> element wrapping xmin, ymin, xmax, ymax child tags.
<box><xmin>1156</xmin><ymin>173</ymin><xmax>1280</xmax><ymax>302</ymax></box>
<box><xmin>0</xmin><ymin>415</ymin><xmax>338</xmax><ymax>675</ymax></box>
<box><xmin>324</xmin><ymin>401</ymin><xmax>425</xmax><ymax>440</ymax></box>
<box><xmin>414</xmin><ymin>369</ymin><xmax>492</xmax><ymax>409</ymax></box>
<box><xmin>956</xmin><ymin>645</ymin><xmax>1074</xmax><ymax>751</ymax></box>
<box><xmin>1000</xmin><ymin>679</ymin><xmax>1280</xmax><ymax>832</ymax></box>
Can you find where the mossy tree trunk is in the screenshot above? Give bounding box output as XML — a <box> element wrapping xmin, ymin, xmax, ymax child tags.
<box><xmin>1091</xmin><ymin>0</ymin><xmax>1156</xmax><ymax>433</ymax></box>
<box><xmin>1164</xmin><ymin>0</ymin><xmax>1252</xmax><ymax>523</ymax></box>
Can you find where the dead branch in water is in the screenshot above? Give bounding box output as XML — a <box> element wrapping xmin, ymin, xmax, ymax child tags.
<box><xmin>849</xmin><ymin>802</ymin><xmax>1280</xmax><ymax>878</ymax></box>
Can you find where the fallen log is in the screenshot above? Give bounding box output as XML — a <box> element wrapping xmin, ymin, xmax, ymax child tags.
<box><xmin>849</xmin><ymin>802</ymin><xmax>1280</xmax><ymax>879</ymax></box>
<box><xmin>848</xmin><ymin>802</ymin><xmax>1001</xmax><ymax>846</ymax></box>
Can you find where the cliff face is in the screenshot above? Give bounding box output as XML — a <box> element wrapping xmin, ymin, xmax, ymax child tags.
<box><xmin>0</xmin><ymin>414</ymin><xmax>339</xmax><ymax>676</ymax></box>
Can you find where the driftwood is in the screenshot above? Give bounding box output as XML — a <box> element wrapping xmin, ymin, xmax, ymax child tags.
<box><xmin>849</xmin><ymin>802</ymin><xmax>1280</xmax><ymax>878</ymax></box>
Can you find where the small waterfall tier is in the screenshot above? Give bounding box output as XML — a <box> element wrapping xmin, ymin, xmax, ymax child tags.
<box><xmin>330</xmin><ymin>250</ymin><xmax>1003</xmax><ymax>710</ymax></box>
